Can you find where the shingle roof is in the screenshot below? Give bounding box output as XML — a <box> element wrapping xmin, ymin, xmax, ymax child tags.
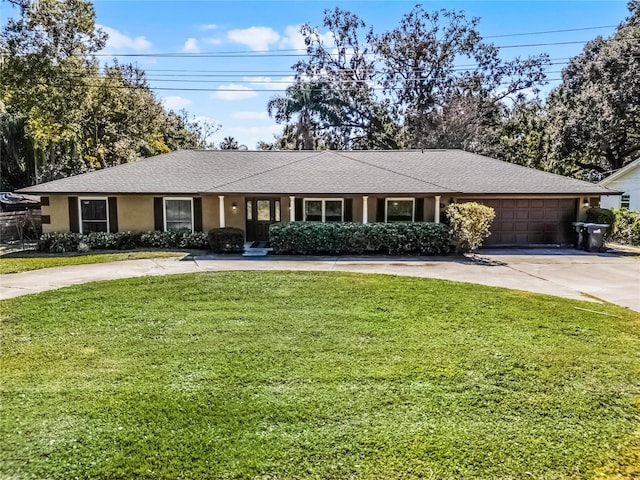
<box><xmin>598</xmin><ymin>158</ymin><xmax>640</xmax><ymax>186</ymax></box>
<box><xmin>18</xmin><ymin>149</ymin><xmax>613</xmax><ymax>196</ymax></box>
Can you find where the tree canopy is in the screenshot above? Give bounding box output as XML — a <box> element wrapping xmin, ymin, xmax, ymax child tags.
<box><xmin>268</xmin><ymin>6</ymin><xmax>548</xmax><ymax>151</ymax></box>
<box><xmin>545</xmin><ymin>1</ymin><xmax>640</xmax><ymax>174</ymax></box>
<box><xmin>0</xmin><ymin>0</ymin><xmax>211</xmax><ymax>190</ymax></box>
<box><xmin>265</xmin><ymin>2</ymin><xmax>639</xmax><ymax>180</ymax></box>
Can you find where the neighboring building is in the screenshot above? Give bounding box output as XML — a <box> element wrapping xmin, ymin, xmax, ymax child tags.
<box><xmin>18</xmin><ymin>150</ymin><xmax>615</xmax><ymax>246</ymax></box>
<box><xmin>599</xmin><ymin>159</ymin><xmax>640</xmax><ymax>211</ymax></box>
<box><xmin>0</xmin><ymin>192</ymin><xmax>41</xmax><ymax>212</ymax></box>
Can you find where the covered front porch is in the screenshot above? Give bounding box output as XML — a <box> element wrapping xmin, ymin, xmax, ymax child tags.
<box><xmin>214</xmin><ymin>194</ymin><xmax>448</xmax><ymax>242</ymax></box>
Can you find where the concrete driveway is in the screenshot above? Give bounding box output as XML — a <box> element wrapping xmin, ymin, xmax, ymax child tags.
<box><xmin>1</xmin><ymin>248</ymin><xmax>639</xmax><ymax>312</ymax></box>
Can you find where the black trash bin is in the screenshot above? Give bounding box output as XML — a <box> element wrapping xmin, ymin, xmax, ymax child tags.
<box><xmin>583</xmin><ymin>223</ymin><xmax>609</xmax><ymax>253</ymax></box>
<box><xmin>571</xmin><ymin>222</ymin><xmax>586</xmax><ymax>250</ymax></box>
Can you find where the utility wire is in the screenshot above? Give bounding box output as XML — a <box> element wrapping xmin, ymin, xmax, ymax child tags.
<box><xmin>484</xmin><ymin>24</ymin><xmax>618</xmax><ymax>38</ymax></box>
<box><xmin>136</xmin><ymin>57</ymin><xmax>577</xmax><ymax>74</ymax></box>
<box><xmin>56</xmin><ymin>72</ymin><xmax>563</xmax><ymax>84</ymax></box>
<box><xmin>25</xmin><ymin>79</ymin><xmax>564</xmax><ymax>93</ymax></box>
<box><xmin>87</xmin><ymin>37</ymin><xmax>639</xmax><ymax>58</ymax></box>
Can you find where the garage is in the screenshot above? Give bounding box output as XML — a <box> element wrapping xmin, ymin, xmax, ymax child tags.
<box><xmin>464</xmin><ymin>198</ymin><xmax>578</xmax><ymax>246</ymax></box>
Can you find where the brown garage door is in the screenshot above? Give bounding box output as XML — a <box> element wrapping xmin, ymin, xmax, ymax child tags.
<box><xmin>464</xmin><ymin>198</ymin><xmax>577</xmax><ymax>246</ymax></box>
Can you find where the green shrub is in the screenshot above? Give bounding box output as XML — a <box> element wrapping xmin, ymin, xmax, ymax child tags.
<box><xmin>85</xmin><ymin>232</ymin><xmax>140</xmax><ymax>250</ymax></box>
<box><xmin>138</xmin><ymin>230</ymin><xmax>208</xmax><ymax>249</ymax></box>
<box><xmin>38</xmin><ymin>232</ymin><xmax>83</xmax><ymax>253</ymax></box>
<box><xmin>445</xmin><ymin>202</ymin><xmax>496</xmax><ymax>253</ymax></box>
<box><xmin>611</xmin><ymin>208</ymin><xmax>640</xmax><ymax>245</ymax></box>
<box><xmin>587</xmin><ymin>207</ymin><xmax>616</xmax><ymax>232</ymax></box>
<box><xmin>38</xmin><ymin>230</ymin><xmax>209</xmax><ymax>253</ymax></box>
<box><xmin>207</xmin><ymin>228</ymin><xmax>245</xmax><ymax>253</ymax></box>
<box><xmin>269</xmin><ymin>222</ymin><xmax>450</xmax><ymax>256</ymax></box>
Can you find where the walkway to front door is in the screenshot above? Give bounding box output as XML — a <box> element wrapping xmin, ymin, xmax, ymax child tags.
<box><xmin>245</xmin><ymin>198</ymin><xmax>281</xmax><ymax>241</ymax></box>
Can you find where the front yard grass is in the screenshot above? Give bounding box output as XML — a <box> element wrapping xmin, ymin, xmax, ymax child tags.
<box><xmin>0</xmin><ymin>250</ymin><xmax>189</xmax><ymax>274</ymax></box>
<box><xmin>1</xmin><ymin>271</ymin><xmax>639</xmax><ymax>479</ymax></box>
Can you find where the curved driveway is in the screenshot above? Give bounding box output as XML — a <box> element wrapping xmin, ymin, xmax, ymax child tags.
<box><xmin>1</xmin><ymin>249</ymin><xmax>639</xmax><ymax>312</ymax></box>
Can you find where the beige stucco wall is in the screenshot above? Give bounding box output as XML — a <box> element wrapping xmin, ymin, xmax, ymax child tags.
<box><xmin>224</xmin><ymin>196</ymin><xmax>246</xmax><ymax>230</ymax></box>
<box><xmin>280</xmin><ymin>196</ymin><xmax>291</xmax><ymax>223</ymax></box>
<box><xmin>42</xmin><ymin>195</ymin><xmax>69</xmax><ymax>233</ymax></box>
<box><xmin>577</xmin><ymin>196</ymin><xmax>591</xmax><ymax>222</ymax></box>
<box><xmin>352</xmin><ymin>196</ymin><xmax>363</xmax><ymax>223</ymax></box>
<box><xmin>116</xmin><ymin>195</ymin><xmax>155</xmax><ymax>232</ymax></box>
<box><xmin>202</xmin><ymin>195</ymin><xmax>219</xmax><ymax>231</ymax></box>
<box><xmin>44</xmin><ymin>193</ymin><xmax>451</xmax><ymax>234</ymax></box>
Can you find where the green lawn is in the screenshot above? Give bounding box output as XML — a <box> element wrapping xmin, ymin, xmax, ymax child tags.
<box><xmin>1</xmin><ymin>271</ymin><xmax>639</xmax><ymax>479</ymax></box>
<box><xmin>0</xmin><ymin>251</ymin><xmax>188</xmax><ymax>274</ymax></box>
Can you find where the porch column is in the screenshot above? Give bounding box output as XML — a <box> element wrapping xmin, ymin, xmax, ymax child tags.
<box><xmin>218</xmin><ymin>195</ymin><xmax>225</xmax><ymax>228</ymax></box>
<box><xmin>362</xmin><ymin>196</ymin><xmax>369</xmax><ymax>224</ymax></box>
<box><xmin>434</xmin><ymin>195</ymin><xmax>441</xmax><ymax>224</ymax></box>
<box><xmin>289</xmin><ymin>196</ymin><xmax>296</xmax><ymax>222</ymax></box>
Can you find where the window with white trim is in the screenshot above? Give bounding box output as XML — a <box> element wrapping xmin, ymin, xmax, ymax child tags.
<box><xmin>621</xmin><ymin>194</ymin><xmax>630</xmax><ymax>209</ymax></box>
<box><xmin>386</xmin><ymin>198</ymin><xmax>414</xmax><ymax>222</ymax></box>
<box><xmin>164</xmin><ymin>198</ymin><xmax>193</xmax><ymax>231</ymax></box>
<box><xmin>303</xmin><ymin>198</ymin><xmax>344</xmax><ymax>222</ymax></box>
<box><xmin>80</xmin><ymin>198</ymin><xmax>108</xmax><ymax>233</ymax></box>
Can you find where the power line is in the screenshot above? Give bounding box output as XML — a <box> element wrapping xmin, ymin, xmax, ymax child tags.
<box><xmin>483</xmin><ymin>24</ymin><xmax>618</xmax><ymax>38</ymax></box>
<box><xmin>26</xmin><ymin>79</ymin><xmax>564</xmax><ymax>93</ymax></box>
<box><xmin>90</xmin><ymin>38</ymin><xmax>639</xmax><ymax>58</ymax></box>
<box><xmin>60</xmin><ymin>72</ymin><xmax>563</xmax><ymax>85</ymax></box>
<box><xmin>137</xmin><ymin>58</ymin><xmax>577</xmax><ymax>74</ymax></box>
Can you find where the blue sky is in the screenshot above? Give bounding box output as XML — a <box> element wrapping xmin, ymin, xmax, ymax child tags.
<box><xmin>1</xmin><ymin>0</ymin><xmax>631</xmax><ymax>148</ymax></box>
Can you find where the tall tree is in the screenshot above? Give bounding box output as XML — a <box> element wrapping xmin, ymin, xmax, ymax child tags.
<box><xmin>218</xmin><ymin>136</ymin><xmax>247</xmax><ymax>150</ymax></box>
<box><xmin>374</xmin><ymin>6</ymin><xmax>547</xmax><ymax>149</ymax></box>
<box><xmin>267</xmin><ymin>81</ymin><xmax>345</xmax><ymax>150</ymax></box>
<box><xmin>545</xmin><ymin>1</ymin><xmax>640</xmax><ymax>175</ymax></box>
<box><xmin>270</xmin><ymin>8</ymin><xmax>406</xmax><ymax>150</ymax></box>
<box><xmin>492</xmin><ymin>98</ymin><xmax>548</xmax><ymax>169</ymax></box>
<box><xmin>0</xmin><ymin>0</ymin><xmax>211</xmax><ymax>189</ymax></box>
<box><xmin>267</xmin><ymin>6</ymin><xmax>548</xmax><ymax>151</ymax></box>
<box><xmin>1</xmin><ymin>0</ymin><xmax>106</xmax><ymax>181</ymax></box>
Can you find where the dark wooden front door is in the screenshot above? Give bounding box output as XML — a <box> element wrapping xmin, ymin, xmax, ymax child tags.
<box><xmin>245</xmin><ymin>198</ymin><xmax>281</xmax><ymax>241</ymax></box>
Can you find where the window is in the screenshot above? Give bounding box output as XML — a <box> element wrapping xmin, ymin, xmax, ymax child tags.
<box><xmin>257</xmin><ymin>200</ymin><xmax>271</xmax><ymax>221</ymax></box>
<box><xmin>164</xmin><ymin>198</ymin><xmax>193</xmax><ymax>231</ymax></box>
<box><xmin>80</xmin><ymin>198</ymin><xmax>108</xmax><ymax>233</ymax></box>
<box><xmin>246</xmin><ymin>201</ymin><xmax>253</xmax><ymax>220</ymax></box>
<box><xmin>621</xmin><ymin>194</ymin><xmax>630</xmax><ymax>209</ymax></box>
<box><xmin>274</xmin><ymin>200</ymin><xmax>281</xmax><ymax>222</ymax></box>
<box><xmin>303</xmin><ymin>199</ymin><xmax>344</xmax><ymax>222</ymax></box>
<box><xmin>386</xmin><ymin>198</ymin><xmax>414</xmax><ymax>222</ymax></box>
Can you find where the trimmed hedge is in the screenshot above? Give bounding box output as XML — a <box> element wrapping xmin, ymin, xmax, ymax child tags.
<box><xmin>586</xmin><ymin>207</ymin><xmax>615</xmax><ymax>238</ymax></box>
<box><xmin>269</xmin><ymin>222</ymin><xmax>450</xmax><ymax>256</ymax></box>
<box><xmin>38</xmin><ymin>230</ymin><xmax>209</xmax><ymax>253</ymax></box>
<box><xmin>611</xmin><ymin>208</ymin><xmax>640</xmax><ymax>245</ymax></box>
<box><xmin>207</xmin><ymin>228</ymin><xmax>245</xmax><ymax>253</ymax></box>
<box><xmin>445</xmin><ymin>202</ymin><xmax>495</xmax><ymax>253</ymax></box>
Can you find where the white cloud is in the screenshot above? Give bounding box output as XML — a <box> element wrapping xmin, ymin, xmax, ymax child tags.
<box><xmin>210</xmin><ymin>84</ymin><xmax>258</xmax><ymax>101</ymax></box>
<box><xmin>244</xmin><ymin>75</ymin><xmax>295</xmax><ymax>91</ymax></box>
<box><xmin>182</xmin><ymin>38</ymin><xmax>200</xmax><ymax>53</ymax></box>
<box><xmin>227</xmin><ymin>26</ymin><xmax>280</xmax><ymax>51</ymax></box>
<box><xmin>227</xmin><ymin>124</ymin><xmax>283</xmax><ymax>148</ymax></box>
<box><xmin>161</xmin><ymin>96</ymin><xmax>193</xmax><ymax>110</ymax></box>
<box><xmin>280</xmin><ymin>25</ymin><xmax>334</xmax><ymax>51</ymax></box>
<box><xmin>228</xmin><ymin>125</ymin><xmax>282</xmax><ymax>136</ymax></box>
<box><xmin>202</xmin><ymin>37</ymin><xmax>222</xmax><ymax>45</ymax></box>
<box><xmin>98</xmin><ymin>24</ymin><xmax>152</xmax><ymax>53</ymax></box>
<box><xmin>231</xmin><ymin>111</ymin><xmax>270</xmax><ymax>120</ymax></box>
<box><xmin>200</xmin><ymin>23</ymin><xmax>220</xmax><ymax>31</ymax></box>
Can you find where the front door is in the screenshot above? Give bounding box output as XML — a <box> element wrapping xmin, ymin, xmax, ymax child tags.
<box><xmin>246</xmin><ymin>198</ymin><xmax>281</xmax><ymax>241</ymax></box>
